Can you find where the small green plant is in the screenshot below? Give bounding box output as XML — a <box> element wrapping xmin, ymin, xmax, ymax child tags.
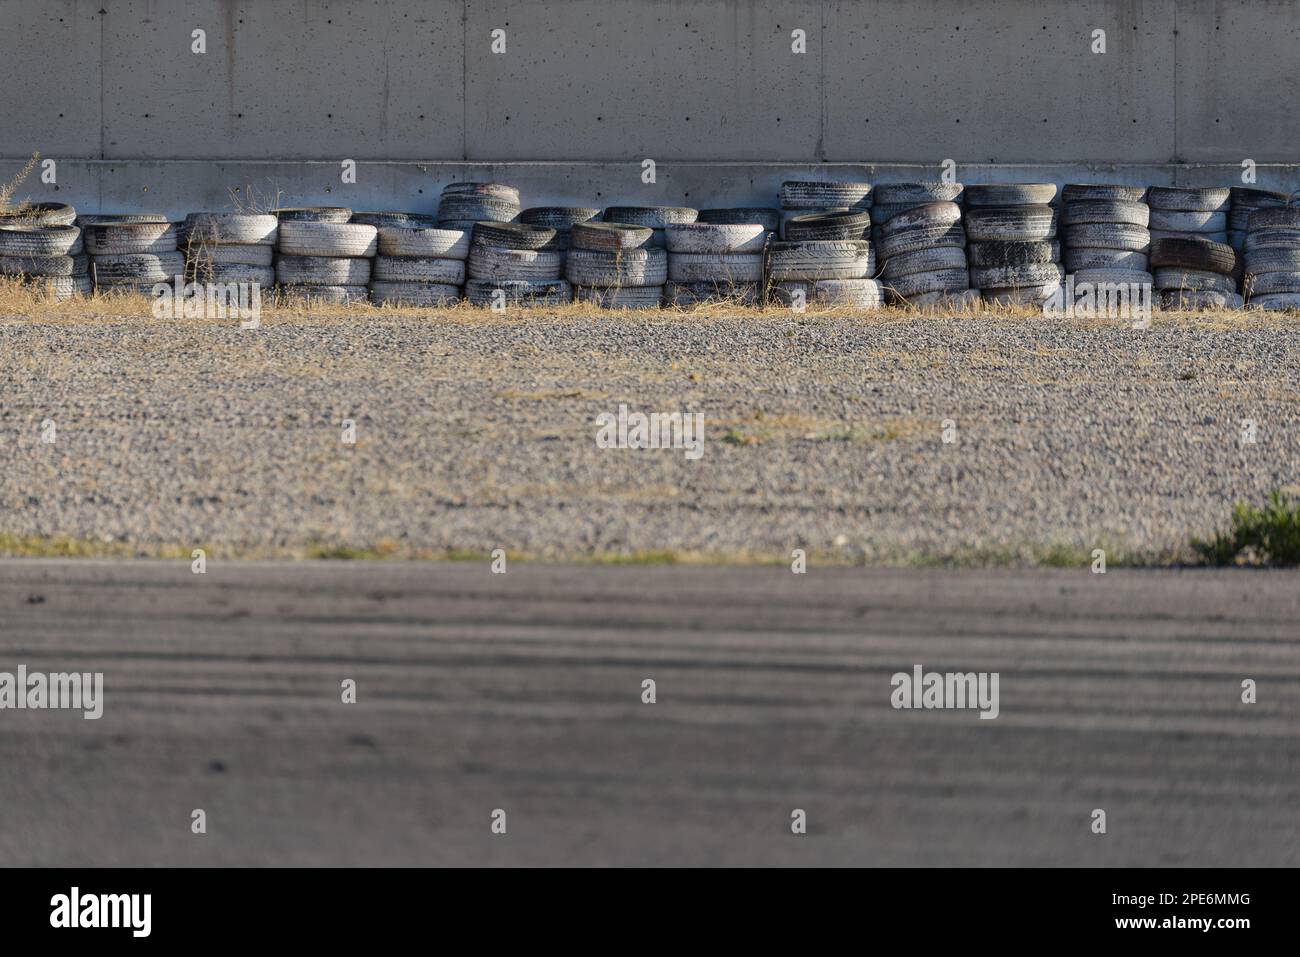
<box><xmin>1192</xmin><ymin>491</ymin><xmax>1300</xmax><ymax>566</ymax></box>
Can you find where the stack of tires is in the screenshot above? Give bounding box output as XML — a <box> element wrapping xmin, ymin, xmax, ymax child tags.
<box><xmin>664</xmin><ymin>222</ymin><xmax>768</xmax><ymax>306</ymax></box>
<box><xmin>767</xmin><ymin>236</ymin><xmax>879</xmax><ymax>310</ymax></box>
<box><xmin>437</xmin><ymin>183</ymin><xmax>520</xmax><ymax>231</ymax></box>
<box><xmin>877</xmin><ymin>201</ymin><xmax>975</xmax><ymax>307</ymax></box>
<box><xmin>0</xmin><ymin>202</ymin><xmax>87</xmax><ymax>299</ymax></box>
<box><xmin>80</xmin><ymin>214</ymin><xmax>182</xmax><ymax>296</ymax></box>
<box><xmin>1228</xmin><ymin>188</ymin><xmax>1288</xmax><ymax>256</ymax></box>
<box><xmin>565</xmin><ymin>222</ymin><xmax>665</xmax><ymax>309</ymax></box>
<box><xmin>870</xmin><ymin>182</ymin><xmax>963</xmax><ymax>244</ymax></box>
<box><xmin>467</xmin><ymin>221</ymin><xmax>571</xmax><ymax>307</ymax></box>
<box><xmin>1146</xmin><ymin>187</ymin><xmax>1230</xmax><ymax>244</ymax></box>
<box><xmin>964</xmin><ymin>184</ymin><xmax>1062</xmax><ymax>306</ymax></box>
<box><xmin>182</xmin><ymin>212</ymin><xmax>278</xmax><ymax>291</ymax></box>
<box><xmin>1150</xmin><ymin>237</ymin><xmax>1241</xmax><ymax>310</ymax></box>
<box><xmin>600</xmin><ymin>205</ymin><xmax>697</xmax><ymax>249</ymax></box>
<box><xmin>371</xmin><ymin>218</ymin><xmax>468</xmax><ymax>306</ymax></box>
<box><xmin>1242</xmin><ymin>206</ymin><xmax>1300</xmax><ymax>311</ymax></box>
<box><xmin>1060</xmin><ymin>184</ymin><xmax>1152</xmax><ymax>294</ymax></box>
<box><xmin>518</xmin><ymin>206</ymin><xmax>600</xmax><ymax>287</ymax></box>
<box><xmin>778</xmin><ymin>180</ymin><xmax>871</xmax><ymax>240</ymax></box>
<box><xmin>274</xmin><ymin>207</ymin><xmax>376</xmax><ymax>304</ymax></box>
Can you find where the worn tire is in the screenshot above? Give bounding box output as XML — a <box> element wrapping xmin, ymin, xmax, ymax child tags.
<box><xmin>968</xmin><ymin>241</ymin><xmax>1059</xmax><ymax>267</ymax></box>
<box><xmin>0</xmin><ymin>254</ymin><xmax>75</xmax><ymax>276</ymax></box>
<box><xmin>372</xmin><ymin>255</ymin><xmax>465</xmax><ymax>284</ymax></box>
<box><xmin>1061</xmin><ymin>184</ymin><xmax>1146</xmax><ymax>203</ymax></box>
<box><xmin>696</xmin><ymin>208</ymin><xmax>783</xmax><ymax>232</ymax></box>
<box><xmin>783</xmin><ymin>210</ymin><xmax>871</xmax><ymax>241</ymax></box>
<box><xmin>876</xmin><ymin>222</ymin><xmax>966</xmax><ymax>258</ymax></box>
<box><xmin>1063</xmin><ymin>247</ymin><xmax>1149</xmax><ymax>271</ymax></box>
<box><xmin>464</xmin><ymin>278</ymin><xmax>572</xmax><ymax>306</ymax></box>
<box><xmin>886</xmin><ymin>267</ymin><xmax>972</xmax><ymax>297</ymax></box>
<box><xmin>964</xmin><ymin>183</ymin><xmax>1057</xmax><ymax>207</ymax></box>
<box><xmin>472</xmin><ymin>221</ymin><xmax>556</xmax><ymax>250</ymax></box>
<box><xmin>0</xmin><ymin>225</ymin><xmax>81</xmax><ymax>256</ymax></box>
<box><xmin>970</xmin><ymin>263</ymin><xmax>1064</xmax><ymax>288</ymax></box>
<box><xmin>279</xmin><ymin>284</ymin><xmax>370</xmax><ymax>304</ymax></box>
<box><xmin>1150</xmin><ymin>228</ymin><xmax>1228</xmax><ymax>245</ymax></box>
<box><xmin>873</xmin><ymin>182</ymin><xmax>964</xmax><ymax>205</ymax></box>
<box><xmin>1146</xmin><ymin>186</ymin><xmax>1230</xmax><ymax>212</ymax></box>
<box><xmin>370</xmin><ymin>280</ymin><xmax>460</xmax><ymax>306</ymax></box>
<box><xmin>574</xmin><ymin>285</ymin><xmax>664</xmax><ymax>309</ymax></box>
<box><xmin>519</xmin><ymin>207</ymin><xmax>600</xmax><ymax>230</ymax></box>
<box><xmin>779</xmin><ymin>181</ymin><xmax>872</xmax><ymax>210</ymax></box>
<box><xmin>378</xmin><ymin>226</ymin><xmax>469</xmax><ymax>259</ymax></box>
<box><xmin>82</xmin><ymin>222</ymin><xmax>178</xmax><ymax>255</ymax></box>
<box><xmin>667</xmin><ymin>252</ymin><xmax>763</xmax><ymax>282</ymax></box>
<box><xmin>0</xmin><ymin>202</ymin><xmax>77</xmax><ymax>227</ymax></box>
<box><xmin>1069</xmin><ymin>268</ymin><xmax>1154</xmax><ymax>287</ymax></box>
<box><xmin>571</xmin><ymin>222</ymin><xmax>655</xmax><ymax>252</ymax></box>
<box><xmin>602</xmin><ymin>205</ymin><xmax>698</xmax><ymax>228</ymax></box>
<box><xmin>965</xmin><ymin>206</ymin><xmax>1057</xmax><ymax>242</ymax></box>
<box><xmin>771</xmin><ymin>278</ymin><xmax>884</xmax><ymax>308</ymax></box>
<box><xmin>1248</xmin><ymin>207</ymin><xmax>1300</xmax><ymax>232</ymax></box>
<box><xmin>188</xmin><ymin>263</ymin><xmax>274</xmax><ymax>286</ymax></box>
<box><xmin>563</xmin><ymin>247</ymin><xmax>667</xmax><ymax>286</ymax></box>
<box><xmin>273</xmin><ymin>207</ymin><xmax>353</xmax><ymax>224</ymax></box>
<box><xmin>879</xmin><ymin>202</ymin><xmax>963</xmax><ymax>236</ymax></box>
<box><xmin>664</xmin><ymin>223</ymin><xmax>769</xmax><ymax>253</ymax></box>
<box><xmin>91</xmin><ymin>251</ymin><xmax>186</xmax><ymax>284</ymax></box>
<box><xmin>77</xmin><ymin>213</ymin><xmax>168</xmax><ymax>226</ymax></box>
<box><xmin>880</xmin><ymin>245</ymin><xmax>967</xmax><ymax>279</ymax></box>
<box><xmin>1149</xmin><ymin>237</ymin><xmax>1236</xmax><ymax>275</ymax></box>
<box><xmin>1063</xmin><ymin>200</ymin><xmax>1149</xmax><ymax>227</ymax></box>
<box><xmin>277</xmin><ymin>221</ymin><xmax>377</xmax><ymax>257</ymax></box>
<box><xmin>1161</xmin><ymin>290</ymin><xmax>1243</xmax><ymax>310</ymax></box>
<box><xmin>665</xmin><ymin>280</ymin><xmax>760</xmax><ymax>306</ymax></box>
<box><xmin>184</xmin><ymin>212</ymin><xmax>278</xmax><ymax>245</ymax></box>
<box><xmin>1063</xmin><ymin>223</ymin><xmax>1151</xmax><ymax>251</ymax></box>
<box><xmin>982</xmin><ymin>283</ymin><xmax>1062</xmax><ymax>305</ymax></box>
<box><xmin>275</xmin><ymin>255</ymin><xmax>371</xmax><ymax>285</ymax></box>
<box><xmin>1246</xmin><ymin>226</ymin><xmax>1300</xmax><ymax>251</ymax></box>
<box><xmin>1248</xmin><ymin>292</ymin><xmax>1300</xmax><ymax>311</ymax></box>
<box><xmin>187</xmin><ymin>243</ymin><xmax>275</xmax><ymax>267</ymax></box>
<box><xmin>468</xmin><ymin>244</ymin><xmax>564</xmax><ymax>281</ymax></box>
<box><xmin>1243</xmin><ymin>271</ymin><xmax>1300</xmax><ymax>296</ymax></box>
<box><xmin>767</xmin><ymin>240</ymin><xmax>873</xmax><ymax>280</ymax></box>
<box><xmin>349</xmin><ymin>211</ymin><xmax>439</xmax><ymax>229</ymax></box>
<box><xmin>1148</xmin><ymin>209</ymin><xmax>1227</xmax><ymax>232</ymax></box>
<box><xmin>1153</xmin><ymin>267</ymin><xmax>1237</xmax><ymax>294</ymax></box>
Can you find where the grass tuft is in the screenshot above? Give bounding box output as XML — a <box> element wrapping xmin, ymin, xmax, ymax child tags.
<box><xmin>1192</xmin><ymin>491</ymin><xmax>1300</xmax><ymax>566</ymax></box>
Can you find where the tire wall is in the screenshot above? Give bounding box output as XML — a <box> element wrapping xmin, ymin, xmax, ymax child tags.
<box><xmin>2</xmin><ymin>0</ymin><xmax>1298</xmax><ymax>216</ymax></box>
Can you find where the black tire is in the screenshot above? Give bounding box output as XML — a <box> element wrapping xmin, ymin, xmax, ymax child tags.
<box><xmin>278</xmin><ymin>284</ymin><xmax>370</xmax><ymax>305</ymax></box>
<box><xmin>91</xmin><ymin>251</ymin><xmax>186</xmax><ymax>283</ymax></box>
<box><xmin>349</xmin><ymin>211</ymin><xmax>439</xmax><ymax>229</ymax></box>
<box><xmin>1161</xmin><ymin>290</ymin><xmax>1243</xmax><ymax>310</ymax></box>
<box><xmin>187</xmin><ymin>243</ymin><xmax>275</xmax><ymax>267</ymax></box>
<box><xmin>880</xmin><ymin>245</ymin><xmax>967</xmax><ymax>279</ymax></box>
<box><xmin>665</xmin><ymin>280</ymin><xmax>761</xmax><ymax>306</ymax></box>
<box><xmin>601</xmin><ymin>206</ymin><xmax>698</xmax><ymax>227</ymax></box>
<box><xmin>1248</xmin><ymin>292</ymin><xmax>1300</xmax><ymax>311</ymax></box>
<box><xmin>519</xmin><ymin>207</ymin><xmax>600</xmax><ymax>229</ymax></box>
<box><xmin>574</xmin><ymin>285</ymin><xmax>665</xmax><ymax>309</ymax></box>
<box><xmin>696</xmin><ymin>208</ymin><xmax>782</xmax><ymax>232</ymax></box>
<box><xmin>1230</xmin><ymin>187</ymin><xmax>1288</xmax><ymax>207</ymax></box>
<box><xmin>1063</xmin><ymin>222</ymin><xmax>1151</xmax><ymax>251</ymax></box>
<box><xmin>184</xmin><ymin>212</ymin><xmax>278</xmax><ymax>245</ymax></box>
<box><xmin>377</xmin><ymin>227</ymin><xmax>469</xmax><ymax>259</ymax></box>
<box><xmin>272</xmin><ymin>207</ymin><xmax>352</xmax><ymax>223</ymax></box>
<box><xmin>872</xmin><ymin>182</ymin><xmax>963</xmax><ymax>205</ymax></box>
<box><xmin>876</xmin><ymin>222</ymin><xmax>966</xmax><ymax>259</ymax></box>
<box><xmin>1243</xmin><ymin>271</ymin><xmax>1300</xmax><ymax>297</ymax></box>
<box><xmin>0</xmin><ymin>225</ymin><xmax>80</xmax><ymax>257</ymax></box>
<box><xmin>564</xmin><ymin>247</ymin><xmax>668</xmax><ymax>286</ymax></box>
<box><xmin>570</xmin><ymin>222</ymin><xmax>654</xmax><ymax>251</ymax></box>
<box><xmin>277</xmin><ymin>222</ymin><xmax>378</xmax><ymax>257</ymax></box>
<box><xmin>1145</xmin><ymin>186</ymin><xmax>1230</xmax><ymax>212</ymax></box>
<box><xmin>372</xmin><ymin>255</ymin><xmax>465</xmax><ymax>284</ymax></box>
<box><xmin>467</xmin><ymin>245</ymin><xmax>565</xmax><ymax>281</ymax></box>
<box><xmin>885</xmin><ymin>267</ymin><xmax>972</xmax><ymax>297</ymax></box>
<box><xmin>667</xmin><ymin>252</ymin><xmax>764</xmax><ymax>283</ymax></box>
<box><xmin>783</xmin><ymin>210</ymin><xmax>871</xmax><ymax>241</ymax></box>
<box><xmin>1248</xmin><ymin>208</ymin><xmax>1300</xmax><ymax>232</ymax></box>
<box><xmin>76</xmin><ymin>213</ymin><xmax>168</xmax><ymax>226</ymax></box>
<box><xmin>0</xmin><ymin>254</ymin><xmax>75</xmax><ymax>276</ymax></box>
<box><xmin>82</xmin><ymin>222</ymin><xmax>178</xmax><ymax>255</ymax></box>
<box><xmin>1069</xmin><ymin>268</ymin><xmax>1153</xmax><ymax>287</ymax></box>
<box><xmin>967</xmin><ymin>241</ymin><xmax>1060</xmax><ymax>267</ymax></box>
<box><xmin>970</xmin><ymin>263</ymin><xmax>1064</xmax><ymax>288</ymax></box>
<box><xmin>1063</xmin><ymin>247</ymin><xmax>1148</xmax><ymax>272</ymax></box>
<box><xmin>878</xmin><ymin>202</ymin><xmax>962</xmax><ymax>236</ymax></box>
<box><xmin>770</xmin><ymin>278</ymin><xmax>885</xmax><ymax>308</ymax></box>
<box><xmin>1244</xmin><ymin>248</ymin><xmax>1300</xmax><ymax>275</ymax></box>
<box><xmin>1153</xmin><ymin>267</ymin><xmax>1237</xmax><ymax>295</ymax></box>
<box><xmin>0</xmin><ymin>202</ymin><xmax>77</xmax><ymax>227</ymax></box>
<box><xmin>1149</xmin><ymin>209</ymin><xmax>1227</xmax><ymax>232</ymax></box>
<box><xmin>1063</xmin><ymin>200</ymin><xmax>1149</xmax><ymax>227</ymax></box>
<box><xmin>275</xmin><ymin>255</ymin><xmax>372</xmax><ymax>286</ymax></box>
<box><xmin>370</xmin><ymin>281</ymin><xmax>460</xmax><ymax>306</ymax></box>
<box><xmin>964</xmin><ymin>206</ymin><xmax>1057</xmax><ymax>242</ymax></box>
<box><xmin>779</xmin><ymin>181</ymin><xmax>872</xmax><ymax>210</ymax></box>
<box><xmin>1149</xmin><ymin>237</ymin><xmax>1236</xmax><ymax>275</ymax></box>
<box><xmin>471</xmin><ymin>221</ymin><xmax>556</xmax><ymax>250</ymax></box>
<box><xmin>464</xmin><ymin>278</ymin><xmax>572</xmax><ymax>306</ymax></box>
<box><xmin>766</xmin><ymin>240</ymin><xmax>873</xmax><ymax>281</ymax></box>
<box><xmin>1061</xmin><ymin>184</ymin><xmax>1146</xmax><ymax>203</ymax></box>
<box><xmin>964</xmin><ymin>183</ymin><xmax>1057</xmax><ymax>207</ymax></box>
<box><xmin>664</xmin><ymin>223</ymin><xmax>769</xmax><ymax>254</ymax></box>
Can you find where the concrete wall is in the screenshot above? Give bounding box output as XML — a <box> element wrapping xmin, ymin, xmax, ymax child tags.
<box><xmin>2</xmin><ymin>0</ymin><xmax>1298</xmax><ymax>216</ymax></box>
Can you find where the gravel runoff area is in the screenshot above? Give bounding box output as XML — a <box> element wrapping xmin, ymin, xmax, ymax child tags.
<box><xmin>0</xmin><ymin>306</ymin><xmax>1297</xmax><ymax>565</ymax></box>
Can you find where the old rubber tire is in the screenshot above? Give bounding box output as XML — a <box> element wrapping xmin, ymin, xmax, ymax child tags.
<box><xmin>1064</xmin><ymin>247</ymin><xmax>1149</xmax><ymax>271</ymax></box>
<box><xmin>779</xmin><ymin>181</ymin><xmax>872</xmax><ymax>210</ymax></box>
<box><xmin>187</xmin><ymin>243</ymin><xmax>275</xmax><ymax>267</ymax></box>
<box><xmin>0</xmin><ymin>202</ymin><xmax>77</xmax><ymax>227</ymax></box>
<box><xmin>970</xmin><ymin>263</ymin><xmax>1064</xmax><ymax>288</ymax></box>
<box><xmin>964</xmin><ymin>184</ymin><xmax>1057</xmax><ymax>207</ymax></box>
<box><xmin>464</xmin><ymin>278</ymin><xmax>572</xmax><ymax>306</ymax></box>
<box><xmin>696</xmin><ymin>208</ymin><xmax>782</xmax><ymax>232</ymax></box>
<box><xmin>887</xmin><ymin>267</ymin><xmax>972</xmax><ymax>297</ymax></box>
<box><xmin>771</xmin><ymin>278</ymin><xmax>884</xmax><ymax>308</ymax></box>
<box><xmin>349</xmin><ymin>211</ymin><xmax>439</xmax><ymax>229</ymax></box>
<box><xmin>1061</xmin><ymin>184</ymin><xmax>1146</xmax><ymax>203</ymax></box>
<box><xmin>373</xmin><ymin>255</ymin><xmax>465</xmax><ymax>284</ymax></box>
<box><xmin>574</xmin><ymin>285</ymin><xmax>664</xmax><ymax>309</ymax></box>
<box><xmin>667</xmin><ymin>252</ymin><xmax>763</xmax><ymax>282</ymax></box>
<box><xmin>876</xmin><ymin>222</ymin><xmax>966</xmax><ymax>259</ymax></box>
<box><xmin>1149</xmin><ymin>238</ymin><xmax>1236</xmax><ymax>275</ymax></box>
<box><xmin>783</xmin><ymin>210</ymin><xmax>870</xmax><ymax>242</ymax></box>
<box><xmin>563</xmin><ymin>247</ymin><xmax>667</xmax><ymax>286</ymax></box>
<box><xmin>468</xmin><ymin>245</ymin><xmax>564</xmax><ymax>281</ymax></box>
<box><xmin>370</xmin><ymin>281</ymin><xmax>460</xmax><ymax>306</ymax></box>
<box><xmin>378</xmin><ymin>227</ymin><xmax>469</xmax><ymax>259</ymax></box>
<box><xmin>1161</xmin><ymin>290</ymin><xmax>1243</xmax><ymax>310</ymax></box>
<box><xmin>664</xmin><ymin>223</ymin><xmax>769</xmax><ymax>254</ymax></box>
<box><xmin>570</xmin><ymin>222</ymin><xmax>655</xmax><ymax>252</ymax></box>
<box><xmin>279</xmin><ymin>284</ymin><xmax>370</xmax><ymax>304</ymax></box>
<box><xmin>665</xmin><ymin>280</ymin><xmax>760</xmax><ymax>306</ymax></box>
<box><xmin>1063</xmin><ymin>200</ymin><xmax>1149</xmax><ymax>227</ymax></box>
<box><xmin>968</xmin><ymin>241</ymin><xmax>1060</xmax><ymax>267</ymax></box>
<box><xmin>273</xmin><ymin>207</ymin><xmax>352</xmax><ymax>223</ymax></box>
<box><xmin>1063</xmin><ymin>223</ymin><xmax>1151</xmax><ymax>251</ymax></box>
<box><xmin>184</xmin><ymin>212</ymin><xmax>278</xmax><ymax>245</ymax></box>
<box><xmin>471</xmin><ymin>221</ymin><xmax>556</xmax><ymax>250</ymax></box>
<box><xmin>880</xmin><ymin>245</ymin><xmax>967</xmax><ymax>279</ymax></box>
<box><xmin>873</xmin><ymin>182</ymin><xmax>964</xmax><ymax>205</ymax></box>
<box><xmin>1146</xmin><ymin>186</ymin><xmax>1230</xmax><ymax>212</ymax></box>
<box><xmin>1153</xmin><ymin>267</ymin><xmax>1237</xmax><ymax>295</ymax></box>
<box><xmin>275</xmin><ymin>255</ymin><xmax>372</xmax><ymax>285</ymax></box>
<box><xmin>91</xmin><ymin>251</ymin><xmax>186</xmax><ymax>283</ymax></box>
<box><xmin>277</xmin><ymin>221</ymin><xmax>377</xmax><ymax>257</ymax></box>
<box><xmin>964</xmin><ymin>206</ymin><xmax>1057</xmax><ymax>242</ymax></box>
<box><xmin>766</xmin><ymin>240</ymin><xmax>873</xmax><ymax>280</ymax></box>
<box><xmin>0</xmin><ymin>225</ymin><xmax>80</xmax><ymax>256</ymax></box>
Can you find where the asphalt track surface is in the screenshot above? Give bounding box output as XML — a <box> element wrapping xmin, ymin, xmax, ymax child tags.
<box><xmin>1</xmin><ymin>559</ymin><xmax>1296</xmax><ymax>866</ymax></box>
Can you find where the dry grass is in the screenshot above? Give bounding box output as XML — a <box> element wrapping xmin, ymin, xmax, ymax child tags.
<box><xmin>2</xmin><ymin>276</ymin><xmax>1298</xmax><ymax>328</ymax></box>
<box><xmin>0</xmin><ymin>152</ymin><xmax>40</xmax><ymax>221</ymax></box>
